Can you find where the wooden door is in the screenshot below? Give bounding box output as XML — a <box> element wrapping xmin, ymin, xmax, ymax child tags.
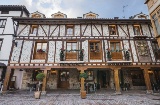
<box><xmin>59</xmin><ymin>71</ymin><xmax>69</xmax><ymax>88</ymax></box>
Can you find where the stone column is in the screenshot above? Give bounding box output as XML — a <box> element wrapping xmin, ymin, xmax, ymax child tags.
<box><xmin>42</xmin><ymin>69</ymin><xmax>48</xmax><ymax>95</ymax></box>
<box><xmin>142</xmin><ymin>68</ymin><xmax>153</xmax><ymax>94</ymax></box>
<box><xmin>113</xmin><ymin>68</ymin><xmax>121</xmax><ymax>94</ymax></box>
<box><xmin>2</xmin><ymin>68</ymin><xmax>11</xmax><ymax>93</ymax></box>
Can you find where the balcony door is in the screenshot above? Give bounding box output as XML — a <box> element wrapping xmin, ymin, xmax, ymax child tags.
<box><xmin>110</xmin><ymin>41</ymin><xmax>122</xmax><ymax>59</ymax></box>
<box><xmin>65</xmin><ymin>42</ymin><xmax>77</xmax><ymax>60</ymax></box>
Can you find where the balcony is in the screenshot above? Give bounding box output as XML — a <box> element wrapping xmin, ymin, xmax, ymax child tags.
<box><xmin>59</xmin><ymin>49</ymin><xmax>85</xmax><ymax>65</ymax></box>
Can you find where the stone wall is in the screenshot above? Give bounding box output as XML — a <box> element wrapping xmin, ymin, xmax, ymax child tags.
<box><xmin>47</xmin><ymin>71</ymin><xmax>58</xmax><ymax>89</ymax></box>
<box><xmin>21</xmin><ymin>70</ymin><xmax>32</xmax><ymax>90</ymax></box>
<box><xmin>69</xmin><ymin>69</ymin><xmax>80</xmax><ymax>89</ymax></box>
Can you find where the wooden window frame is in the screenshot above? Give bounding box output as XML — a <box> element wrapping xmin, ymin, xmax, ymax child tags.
<box><xmin>33</xmin><ymin>42</ymin><xmax>47</xmax><ymax>60</ymax></box>
<box><xmin>0</xmin><ymin>20</ymin><xmax>6</xmax><ymax>28</ymax></box>
<box><xmin>110</xmin><ymin>41</ymin><xmax>123</xmax><ymax>60</ymax></box>
<box><xmin>30</xmin><ymin>25</ymin><xmax>38</xmax><ymax>34</ymax></box>
<box><xmin>66</xmin><ymin>25</ymin><xmax>74</xmax><ymax>36</ymax></box>
<box><xmin>108</xmin><ymin>25</ymin><xmax>117</xmax><ymax>35</ymax></box>
<box><xmin>0</xmin><ymin>39</ymin><xmax>3</xmax><ymax>51</ymax></box>
<box><xmin>65</xmin><ymin>41</ymin><xmax>78</xmax><ymax>60</ymax></box>
<box><xmin>1</xmin><ymin>10</ymin><xmax>9</xmax><ymax>14</ymax></box>
<box><xmin>89</xmin><ymin>40</ymin><xmax>102</xmax><ymax>60</ymax></box>
<box><xmin>133</xmin><ymin>25</ymin><xmax>142</xmax><ymax>35</ymax></box>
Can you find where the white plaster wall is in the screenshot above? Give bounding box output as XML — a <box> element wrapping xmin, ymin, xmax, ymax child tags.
<box><xmin>118</xmin><ymin>25</ymin><xmax>128</xmax><ymax>37</ymax></box>
<box><xmin>82</xmin><ymin>40</ymin><xmax>88</xmax><ymax>62</ymax></box>
<box><xmin>18</xmin><ymin>25</ymin><xmax>30</xmax><ymax>36</ymax></box>
<box><xmin>55</xmin><ymin>41</ymin><xmax>62</xmax><ymax>62</ymax></box>
<box><xmin>0</xmin><ymin>11</ymin><xmax>21</xmax><ymax>17</ymax></box>
<box><xmin>92</xmin><ymin>25</ymin><xmax>101</xmax><ymax>36</ymax></box>
<box><xmin>75</xmin><ymin>25</ymin><xmax>80</xmax><ymax>36</ymax></box>
<box><xmin>42</xmin><ymin>25</ymin><xmax>49</xmax><ymax>36</ymax></box>
<box><xmin>3</xmin><ymin>17</ymin><xmax>14</xmax><ymax>34</ymax></box>
<box><xmin>11</xmin><ymin>40</ymin><xmax>23</xmax><ymax>62</ymax></box>
<box><xmin>103</xmin><ymin>25</ymin><xmax>109</xmax><ymax>36</ymax></box>
<box><xmin>0</xmin><ymin>28</ymin><xmax>4</xmax><ymax>34</ymax></box>
<box><xmin>128</xmin><ymin>25</ymin><xmax>134</xmax><ymax>37</ymax></box>
<box><xmin>142</xmin><ymin>25</ymin><xmax>151</xmax><ymax>37</ymax></box>
<box><xmin>130</xmin><ymin>41</ymin><xmax>138</xmax><ymax>62</ymax></box>
<box><xmin>50</xmin><ymin>25</ymin><xmax>59</xmax><ymax>36</ymax></box>
<box><xmin>148</xmin><ymin>41</ymin><xmax>156</xmax><ymax>62</ymax></box>
<box><xmin>48</xmin><ymin>41</ymin><xmax>55</xmax><ymax>63</ymax></box>
<box><xmin>0</xmin><ymin>35</ymin><xmax>12</xmax><ymax>65</ymax></box>
<box><xmin>60</xmin><ymin>25</ymin><xmax>65</xmax><ymax>36</ymax></box>
<box><xmin>104</xmin><ymin>40</ymin><xmax>108</xmax><ymax>61</ymax></box>
<box><xmin>13</xmin><ymin>69</ymin><xmax>23</xmax><ymax>89</ymax></box>
<box><xmin>123</xmin><ymin>40</ymin><xmax>131</xmax><ymax>60</ymax></box>
<box><xmin>38</xmin><ymin>26</ymin><xmax>46</xmax><ymax>36</ymax></box>
<box><xmin>83</xmin><ymin>25</ymin><xmax>91</xmax><ymax>36</ymax></box>
<box><xmin>20</xmin><ymin>41</ymin><xmax>33</xmax><ymax>63</ymax></box>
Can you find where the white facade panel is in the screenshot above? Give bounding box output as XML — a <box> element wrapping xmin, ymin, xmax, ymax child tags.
<box><xmin>48</xmin><ymin>41</ymin><xmax>55</xmax><ymax>62</ymax></box>
<box><xmin>55</xmin><ymin>41</ymin><xmax>62</xmax><ymax>62</ymax></box>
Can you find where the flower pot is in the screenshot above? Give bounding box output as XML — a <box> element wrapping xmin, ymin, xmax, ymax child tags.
<box><xmin>34</xmin><ymin>91</ymin><xmax>41</xmax><ymax>99</ymax></box>
<box><xmin>81</xmin><ymin>91</ymin><xmax>86</xmax><ymax>99</ymax></box>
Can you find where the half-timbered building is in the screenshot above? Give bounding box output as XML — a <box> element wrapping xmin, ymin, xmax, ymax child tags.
<box><xmin>3</xmin><ymin>11</ymin><xmax>160</xmax><ymax>94</ymax></box>
<box><xmin>0</xmin><ymin>5</ymin><xmax>29</xmax><ymax>90</ymax></box>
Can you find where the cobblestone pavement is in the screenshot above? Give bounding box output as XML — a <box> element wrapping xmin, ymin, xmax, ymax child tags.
<box><xmin>0</xmin><ymin>90</ymin><xmax>160</xmax><ymax>105</ymax></box>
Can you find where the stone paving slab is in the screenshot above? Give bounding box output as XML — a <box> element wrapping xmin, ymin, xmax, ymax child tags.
<box><xmin>0</xmin><ymin>93</ymin><xmax>160</xmax><ymax>105</ymax></box>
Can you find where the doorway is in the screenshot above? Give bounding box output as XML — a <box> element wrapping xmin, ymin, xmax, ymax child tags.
<box><xmin>97</xmin><ymin>70</ymin><xmax>110</xmax><ymax>88</ymax></box>
<box><xmin>58</xmin><ymin>70</ymin><xmax>69</xmax><ymax>88</ymax></box>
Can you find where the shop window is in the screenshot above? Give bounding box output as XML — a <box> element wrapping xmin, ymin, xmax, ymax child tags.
<box><xmin>109</xmin><ymin>25</ymin><xmax>117</xmax><ymax>35</ymax></box>
<box><xmin>89</xmin><ymin>40</ymin><xmax>102</xmax><ymax>60</ymax></box>
<box><xmin>133</xmin><ymin>25</ymin><xmax>142</xmax><ymax>35</ymax></box>
<box><xmin>152</xmin><ymin>41</ymin><xmax>160</xmax><ymax>60</ymax></box>
<box><xmin>65</xmin><ymin>42</ymin><xmax>77</xmax><ymax>60</ymax></box>
<box><xmin>33</xmin><ymin>42</ymin><xmax>47</xmax><ymax>59</ymax></box>
<box><xmin>110</xmin><ymin>41</ymin><xmax>122</xmax><ymax>59</ymax></box>
<box><xmin>66</xmin><ymin>25</ymin><xmax>74</xmax><ymax>35</ymax></box>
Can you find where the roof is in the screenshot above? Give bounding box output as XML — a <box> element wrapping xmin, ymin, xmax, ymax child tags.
<box><xmin>0</xmin><ymin>5</ymin><xmax>30</xmax><ymax>16</ymax></box>
<box><xmin>0</xmin><ymin>63</ymin><xmax>6</xmax><ymax>67</ymax></box>
<box><xmin>144</xmin><ymin>0</ymin><xmax>149</xmax><ymax>4</ymax></box>
<box><xmin>129</xmin><ymin>12</ymin><xmax>148</xmax><ymax>19</ymax></box>
<box><xmin>12</xmin><ymin>17</ymin><xmax>152</xmax><ymax>25</ymax></box>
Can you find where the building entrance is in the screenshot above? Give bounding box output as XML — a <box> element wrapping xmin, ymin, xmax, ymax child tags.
<box><xmin>58</xmin><ymin>70</ymin><xmax>69</xmax><ymax>88</ymax></box>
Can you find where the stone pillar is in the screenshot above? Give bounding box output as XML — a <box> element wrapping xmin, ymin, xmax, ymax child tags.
<box><xmin>142</xmin><ymin>68</ymin><xmax>153</xmax><ymax>94</ymax></box>
<box><xmin>114</xmin><ymin>68</ymin><xmax>121</xmax><ymax>94</ymax></box>
<box><xmin>110</xmin><ymin>70</ymin><xmax>114</xmax><ymax>89</ymax></box>
<box><xmin>42</xmin><ymin>69</ymin><xmax>48</xmax><ymax>95</ymax></box>
<box><xmin>2</xmin><ymin>68</ymin><xmax>11</xmax><ymax>93</ymax></box>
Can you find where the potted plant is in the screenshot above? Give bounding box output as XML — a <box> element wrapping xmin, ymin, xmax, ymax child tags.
<box><xmin>79</xmin><ymin>72</ymin><xmax>88</xmax><ymax>99</ymax></box>
<box><xmin>34</xmin><ymin>73</ymin><xmax>45</xmax><ymax>99</ymax></box>
<box><xmin>106</xmin><ymin>49</ymin><xmax>112</xmax><ymax>61</ymax></box>
<box><xmin>60</xmin><ymin>48</ymin><xmax>65</xmax><ymax>61</ymax></box>
<box><xmin>79</xmin><ymin>49</ymin><xmax>84</xmax><ymax>61</ymax></box>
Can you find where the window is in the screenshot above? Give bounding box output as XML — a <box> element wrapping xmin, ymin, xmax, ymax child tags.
<box><xmin>110</xmin><ymin>41</ymin><xmax>122</xmax><ymax>59</ymax></box>
<box><xmin>1</xmin><ymin>10</ymin><xmax>9</xmax><ymax>14</ymax></box>
<box><xmin>89</xmin><ymin>41</ymin><xmax>102</xmax><ymax>60</ymax></box>
<box><xmin>66</xmin><ymin>25</ymin><xmax>74</xmax><ymax>35</ymax></box>
<box><xmin>31</xmin><ymin>25</ymin><xmax>38</xmax><ymax>34</ymax></box>
<box><xmin>86</xmin><ymin>14</ymin><xmax>96</xmax><ymax>18</ymax></box>
<box><xmin>0</xmin><ymin>39</ymin><xmax>3</xmax><ymax>51</ymax></box>
<box><xmin>65</xmin><ymin>42</ymin><xmax>77</xmax><ymax>60</ymax></box>
<box><xmin>133</xmin><ymin>25</ymin><xmax>142</xmax><ymax>35</ymax></box>
<box><xmin>152</xmin><ymin>41</ymin><xmax>160</xmax><ymax>60</ymax></box>
<box><xmin>136</xmin><ymin>41</ymin><xmax>149</xmax><ymax>56</ymax></box>
<box><xmin>109</xmin><ymin>25</ymin><xmax>117</xmax><ymax>35</ymax></box>
<box><xmin>33</xmin><ymin>42</ymin><xmax>47</xmax><ymax>59</ymax></box>
<box><xmin>0</xmin><ymin>20</ymin><xmax>6</xmax><ymax>28</ymax></box>
<box><xmin>32</xmin><ymin>14</ymin><xmax>41</xmax><ymax>18</ymax></box>
<box><xmin>152</xmin><ymin>14</ymin><xmax>160</xmax><ymax>35</ymax></box>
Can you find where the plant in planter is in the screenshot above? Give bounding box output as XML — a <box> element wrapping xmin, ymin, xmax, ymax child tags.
<box><xmin>34</xmin><ymin>73</ymin><xmax>45</xmax><ymax>99</ymax></box>
<box><xmin>79</xmin><ymin>49</ymin><xmax>84</xmax><ymax>61</ymax></box>
<box><xmin>106</xmin><ymin>49</ymin><xmax>112</xmax><ymax>61</ymax></box>
<box><xmin>79</xmin><ymin>72</ymin><xmax>88</xmax><ymax>99</ymax></box>
<box><xmin>124</xmin><ymin>49</ymin><xmax>130</xmax><ymax>61</ymax></box>
<box><xmin>60</xmin><ymin>48</ymin><xmax>65</xmax><ymax>61</ymax></box>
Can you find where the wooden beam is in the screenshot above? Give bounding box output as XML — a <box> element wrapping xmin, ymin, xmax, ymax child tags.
<box><xmin>113</xmin><ymin>67</ymin><xmax>121</xmax><ymax>94</ymax></box>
